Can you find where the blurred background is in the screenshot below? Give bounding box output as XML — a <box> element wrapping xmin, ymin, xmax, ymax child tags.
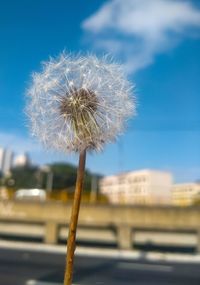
<box><xmin>0</xmin><ymin>1</ymin><xmax>200</xmax><ymax>284</ymax></box>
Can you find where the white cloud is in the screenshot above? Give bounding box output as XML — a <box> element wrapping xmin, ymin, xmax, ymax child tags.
<box><xmin>82</xmin><ymin>0</ymin><xmax>200</xmax><ymax>73</ymax></box>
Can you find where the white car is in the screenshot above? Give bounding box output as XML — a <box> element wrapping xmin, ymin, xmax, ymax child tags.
<box><xmin>14</xmin><ymin>189</ymin><xmax>46</xmax><ymax>201</ymax></box>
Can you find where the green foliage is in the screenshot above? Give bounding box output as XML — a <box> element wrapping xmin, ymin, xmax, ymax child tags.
<box><xmin>48</xmin><ymin>163</ymin><xmax>97</xmax><ymax>191</ymax></box>
<box><xmin>6</xmin><ymin>165</ymin><xmax>39</xmax><ymax>189</ymax></box>
<box><xmin>6</xmin><ymin>162</ymin><xmax>102</xmax><ymax>193</ymax></box>
<box><xmin>49</xmin><ymin>163</ymin><xmax>77</xmax><ymax>191</ymax></box>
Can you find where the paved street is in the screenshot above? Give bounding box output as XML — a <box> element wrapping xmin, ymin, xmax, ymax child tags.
<box><xmin>0</xmin><ymin>247</ymin><xmax>200</xmax><ymax>285</ymax></box>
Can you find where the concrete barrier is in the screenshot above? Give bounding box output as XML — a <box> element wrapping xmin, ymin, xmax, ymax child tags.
<box><xmin>0</xmin><ymin>201</ymin><xmax>200</xmax><ymax>251</ymax></box>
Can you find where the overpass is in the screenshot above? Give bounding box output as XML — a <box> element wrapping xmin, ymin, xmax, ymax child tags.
<box><xmin>0</xmin><ymin>200</ymin><xmax>200</xmax><ymax>251</ymax></box>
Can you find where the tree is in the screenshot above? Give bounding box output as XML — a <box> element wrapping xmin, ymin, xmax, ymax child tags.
<box><xmin>6</xmin><ymin>165</ymin><xmax>39</xmax><ymax>189</ymax></box>
<box><xmin>48</xmin><ymin>163</ymin><xmax>99</xmax><ymax>192</ymax></box>
<box><xmin>7</xmin><ymin>162</ymin><xmax>102</xmax><ymax>194</ymax></box>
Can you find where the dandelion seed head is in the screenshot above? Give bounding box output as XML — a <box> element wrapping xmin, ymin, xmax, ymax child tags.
<box><xmin>26</xmin><ymin>52</ymin><xmax>136</xmax><ymax>153</ymax></box>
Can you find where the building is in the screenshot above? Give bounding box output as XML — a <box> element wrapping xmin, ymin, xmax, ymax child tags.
<box><xmin>100</xmin><ymin>169</ymin><xmax>173</xmax><ymax>205</ymax></box>
<box><xmin>0</xmin><ymin>148</ymin><xmax>13</xmax><ymax>175</ymax></box>
<box><xmin>0</xmin><ymin>148</ymin><xmax>31</xmax><ymax>176</ymax></box>
<box><xmin>2</xmin><ymin>149</ymin><xmax>13</xmax><ymax>175</ymax></box>
<box><xmin>14</xmin><ymin>153</ymin><xmax>30</xmax><ymax>167</ymax></box>
<box><xmin>0</xmin><ymin>148</ymin><xmax>4</xmax><ymax>173</ymax></box>
<box><xmin>172</xmin><ymin>183</ymin><xmax>200</xmax><ymax>206</ymax></box>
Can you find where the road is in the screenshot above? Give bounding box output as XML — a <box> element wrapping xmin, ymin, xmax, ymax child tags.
<box><xmin>0</xmin><ymin>247</ymin><xmax>200</xmax><ymax>285</ymax></box>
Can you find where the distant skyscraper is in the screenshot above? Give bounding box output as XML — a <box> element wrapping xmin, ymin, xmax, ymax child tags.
<box><xmin>0</xmin><ymin>148</ymin><xmax>5</xmax><ymax>174</ymax></box>
<box><xmin>3</xmin><ymin>149</ymin><xmax>13</xmax><ymax>175</ymax></box>
<box><xmin>0</xmin><ymin>148</ymin><xmax>13</xmax><ymax>175</ymax></box>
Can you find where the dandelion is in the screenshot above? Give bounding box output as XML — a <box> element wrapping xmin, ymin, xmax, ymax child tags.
<box><xmin>26</xmin><ymin>52</ymin><xmax>135</xmax><ymax>285</ymax></box>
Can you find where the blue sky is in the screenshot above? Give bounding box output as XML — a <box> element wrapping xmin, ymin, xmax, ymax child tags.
<box><xmin>0</xmin><ymin>0</ymin><xmax>200</xmax><ymax>183</ymax></box>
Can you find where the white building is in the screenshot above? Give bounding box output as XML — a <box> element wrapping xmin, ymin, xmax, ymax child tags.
<box><xmin>14</xmin><ymin>153</ymin><xmax>30</xmax><ymax>167</ymax></box>
<box><xmin>0</xmin><ymin>148</ymin><xmax>13</xmax><ymax>175</ymax></box>
<box><xmin>100</xmin><ymin>169</ymin><xmax>173</xmax><ymax>205</ymax></box>
<box><xmin>0</xmin><ymin>148</ymin><xmax>4</xmax><ymax>173</ymax></box>
<box><xmin>2</xmin><ymin>149</ymin><xmax>13</xmax><ymax>175</ymax></box>
<box><xmin>172</xmin><ymin>183</ymin><xmax>200</xmax><ymax>206</ymax></box>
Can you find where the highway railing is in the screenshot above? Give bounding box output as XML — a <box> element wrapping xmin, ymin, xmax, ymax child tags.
<box><xmin>0</xmin><ymin>200</ymin><xmax>200</xmax><ymax>252</ymax></box>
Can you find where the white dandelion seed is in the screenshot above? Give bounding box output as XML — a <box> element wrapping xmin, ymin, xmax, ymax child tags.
<box><xmin>25</xmin><ymin>52</ymin><xmax>136</xmax><ymax>285</ymax></box>
<box><xmin>26</xmin><ymin>53</ymin><xmax>135</xmax><ymax>153</ymax></box>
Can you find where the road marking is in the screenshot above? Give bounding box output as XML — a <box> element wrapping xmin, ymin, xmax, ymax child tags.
<box><xmin>117</xmin><ymin>262</ymin><xmax>173</xmax><ymax>272</ymax></box>
<box><xmin>26</xmin><ymin>281</ymin><xmax>61</xmax><ymax>285</ymax></box>
<box><xmin>1</xmin><ymin>240</ymin><xmax>200</xmax><ymax>263</ymax></box>
<box><xmin>26</xmin><ymin>280</ymin><xmax>79</xmax><ymax>285</ymax></box>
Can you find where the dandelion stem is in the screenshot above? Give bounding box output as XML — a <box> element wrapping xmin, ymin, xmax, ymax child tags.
<box><xmin>64</xmin><ymin>149</ymin><xmax>86</xmax><ymax>285</ymax></box>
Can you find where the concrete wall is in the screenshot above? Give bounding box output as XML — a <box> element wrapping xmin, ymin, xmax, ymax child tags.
<box><xmin>0</xmin><ymin>201</ymin><xmax>200</xmax><ymax>251</ymax></box>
